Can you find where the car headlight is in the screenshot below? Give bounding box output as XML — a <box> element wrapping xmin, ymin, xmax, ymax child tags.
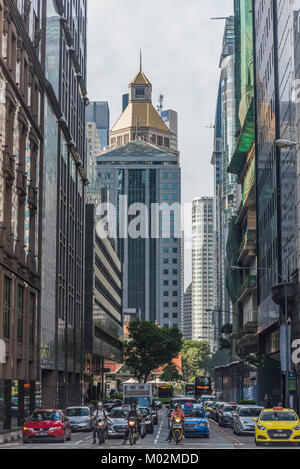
<box><xmin>145</xmin><ymin>419</ymin><xmax>151</xmax><ymax>424</ymax></box>
<box><xmin>257</xmin><ymin>424</ymin><xmax>267</xmax><ymax>431</ymax></box>
<box><xmin>293</xmin><ymin>425</ymin><xmax>300</xmax><ymax>431</ymax></box>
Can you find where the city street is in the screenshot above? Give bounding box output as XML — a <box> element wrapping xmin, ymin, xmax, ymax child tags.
<box><xmin>2</xmin><ymin>408</ymin><xmax>298</xmax><ymax>450</ymax></box>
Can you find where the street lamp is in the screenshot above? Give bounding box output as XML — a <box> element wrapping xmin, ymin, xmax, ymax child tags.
<box><xmin>275</xmin><ymin>139</ymin><xmax>300</xmax><ymax>149</ymax></box>
<box><xmin>231</xmin><ymin>264</ymin><xmax>290</xmax><ymax>408</ymax></box>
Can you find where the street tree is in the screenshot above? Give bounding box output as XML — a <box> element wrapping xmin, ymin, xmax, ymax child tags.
<box><xmin>124</xmin><ymin>319</ymin><xmax>183</xmax><ymax>383</ymax></box>
<box><xmin>181</xmin><ymin>340</ymin><xmax>211</xmax><ymax>382</ymax></box>
<box><xmin>160</xmin><ymin>363</ymin><xmax>182</xmax><ymax>382</ymax></box>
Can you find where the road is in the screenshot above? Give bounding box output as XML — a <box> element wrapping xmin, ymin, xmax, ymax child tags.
<box><xmin>2</xmin><ymin>408</ymin><xmax>299</xmax><ymax>449</ymax></box>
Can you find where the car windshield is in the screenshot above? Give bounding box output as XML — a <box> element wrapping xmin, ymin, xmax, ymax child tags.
<box><xmin>239</xmin><ymin>408</ymin><xmax>262</xmax><ymax>417</ymax></box>
<box><xmin>184</xmin><ymin>409</ymin><xmax>205</xmax><ymax>418</ymax></box>
<box><xmin>172</xmin><ymin>399</ymin><xmax>195</xmax><ymax>408</ymax></box>
<box><xmin>30</xmin><ymin>411</ymin><xmax>61</xmax><ymax>422</ymax></box>
<box><xmin>110</xmin><ymin>409</ymin><xmax>129</xmax><ymax>419</ymax></box>
<box><xmin>260</xmin><ymin>411</ymin><xmax>298</xmax><ymax>422</ymax></box>
<box><xmin>223</xmin><ymin>406</ymin><xmax>237</xmax><ymax>412</ymax></box>
<box><xmin>66</xmin><ymin>408</ymin><xmax>89</xmax><ymax>417</ymax></box>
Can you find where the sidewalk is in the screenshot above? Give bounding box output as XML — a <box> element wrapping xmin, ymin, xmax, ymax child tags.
<box><xmin>0</xmin><ymin>428</ymin><xmax>22</xmax><ymax>445</ymax></box>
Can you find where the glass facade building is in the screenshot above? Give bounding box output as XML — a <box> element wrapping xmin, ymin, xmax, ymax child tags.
<box><xmin>97</xmin><ymin>140</ymin><xmax>182</xmax><ymax>327</ymax></box>
<box><xmin>40</xmin><ymin>0</ymin><xmax>88</xmax><ymax>408</ymax></box>
<box><xmin>86</xmin><ymin>101</ymin><xmax>110</xmax><ymax>150</ymax></box>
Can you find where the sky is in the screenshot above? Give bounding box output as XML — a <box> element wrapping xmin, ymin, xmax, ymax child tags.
<box><xmin>87</xmin><ymin>0</ymin><xmax>234</xmax><ymax>288</ymax></box>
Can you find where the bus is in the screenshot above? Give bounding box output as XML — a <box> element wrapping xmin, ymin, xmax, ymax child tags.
<box><xmin>194</xmin><ymin>376</ymin><xmax>212</xmax><ymax>398</ymax></box>
<box><xmin>158</xmin><ymin>385</ymin><xmax>174</xmax><ymax>399</ymax></box>
<box><xmin>184</xmin><ymin>383</ymin><xmax>195</xmax><ymax>397</ymax></box>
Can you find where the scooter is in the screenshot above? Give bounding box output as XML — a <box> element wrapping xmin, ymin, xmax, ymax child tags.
<box><xmin>128</xmin><ymin>417</ymin><xmax>139</xmax><ymax>446</ymax></box>
<box><xmin>172</xmin><ymin>416</ymin><xmax>184</xmax><ymax>445</ymax></box>
<box><xmin>97</xmin><ymin>419</ymin><xmax>106</xmax><ymax>445</ymax></box>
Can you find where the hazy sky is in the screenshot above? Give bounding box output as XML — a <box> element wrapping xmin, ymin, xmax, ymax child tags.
<box><xmin>87</xmin><ymin>0</ymin><xmax>233</xmax><ymax>287</ymax></box>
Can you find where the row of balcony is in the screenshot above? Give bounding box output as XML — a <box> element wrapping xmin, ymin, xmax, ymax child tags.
<box><xmin>237</xmin><ymin>229</ymin><xmax>256</xmax><ymax>263</ymax></box>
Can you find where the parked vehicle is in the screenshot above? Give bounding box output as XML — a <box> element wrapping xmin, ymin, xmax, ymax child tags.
<box><xmin>106</xmin><ymin>406</ymin><xmax>130</xmax><ymax>439</ymax></box>
<box><xmin>65</xmin><ymin>406</ymin><xmax>93</xmax><ymax>432</ymax></box>
<box><xmin>22</xmin><ymin>409</ymin><xmax>71</xmax><ymax>443</ymax></box>
<box><xmin>218</xmin><ymin>403</ymin><xmax>237</xmax><ymax>427</ymax></box>
<box><xmin>232</xmin><ymin>405</ymin><xmax>263</xmax><ymax>436</ymax></box>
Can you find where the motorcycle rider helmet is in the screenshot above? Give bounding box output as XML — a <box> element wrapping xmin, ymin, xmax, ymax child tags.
<box><xmin>97</xmin><ymin>401</ymin><xmax>103</xmax><ymax>409</ymax></box>
<box><xmin>175</xmin><ymin>404</ymin><xmax>182</xmax><ymax>411</ymax></box>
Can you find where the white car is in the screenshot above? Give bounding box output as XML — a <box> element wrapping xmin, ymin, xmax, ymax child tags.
<box><xmin>65</xmin><ymin>406</ymin><xmax>93</xmax><ymax>432</ymax></box>
<box><xmin>232</xmin><ymin>405</ymin><xmax>263</xmax><ymax>435</ymax></box>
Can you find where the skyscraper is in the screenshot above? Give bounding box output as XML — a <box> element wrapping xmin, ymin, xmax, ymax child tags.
<box><xmin>192</xmin><ymin>197</ymin><xmax>216</xmax><ymax>350</ymax></box>
<box><xmin>41</xmin><ymin>0</ymin><xmax>88</xmax><ymax>408</ymax></box>
<box><xmin>183</xmin><ymin>283</ymin><xmax>192</xmax><ymax>340</ymax></box>
<box><xmin>86</xmin><ymin>101</ymin><xmax>110</xmax><ymax>150</ymax></box>
<box><xmin>96</xmin><ymin>67</ymin><xmax>182</xmax><ymax>327</ymax></box>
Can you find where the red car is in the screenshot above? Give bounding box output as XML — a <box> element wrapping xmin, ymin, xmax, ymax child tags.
<box><xmin>22</xmin><ymin>409</ymin><xmax>71</xmax><ymax>443</ymax></box>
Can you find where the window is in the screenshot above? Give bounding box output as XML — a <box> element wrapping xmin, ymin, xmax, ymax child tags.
<box><xmin>163</xmin><ymin>259</ymin><xmax>169</xmax><ymax>264</ymax></box>
<box><xmin>163</xmin><ymin>302</ymin><xmax>169</xmax><ymax>307</ymax></box>
<box><xmin>164</xmin><ymin>313</ymin><xmax>169</xmax><ymax>318</ymax></box>
<box><xmin>164</xmin><ymin>138</ymin><xmax>170</xmax><ymax>147</ymax></box>
<box><xmin>163</xmin><ymin>280</ymin><xmax>169</xmax><ymax>286</ymax></box>
<box><xmin>172</xmin><ymin>302</ymin><xmax>178</xmax><ymax>307</ymax></box>
<box><xmin>17</xmin><ymin>285</ymin><xmax>24</xmax><ymax>343</ymax></box>
<box><xmin>136</xmin><ymin>88</ymin><xmax>145</xmax><ymax>96</ymax></box>
<box><xmin>164</xmin><ymin>291</ymin><xmax>169</xmax><ymax>297</ymax></box>
<box><xmin>29</xmin><ymin>293</ymin><xmax>35</xmax><ymax>345</ymax></box>
<box><xmin>3</xmin><ymin>277</ymin><xmax>11</xmax><ymax>339</ymax></box>
<box><xmin>163</xmin><ymin>269</ymin><xmax>169</xmax><ymax>275</ymax></box>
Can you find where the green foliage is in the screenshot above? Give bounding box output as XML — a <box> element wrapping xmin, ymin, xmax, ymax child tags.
<box><xmin>239</xmin><ymin>352</ymin><xmax>280</xmax><ymax>369</ymax></box>
<box><xmin>181</xmin><ymin>340</ymin><xmax>211</xmax><ymax>382</ymax></box>
<box><xmin>124</xmin><ymin>319</ymin><xmax>183</xmax><ymax>383</ymax></box>
<box><xmin>160</xmin><ymin>363</ymin><xmax>182</xmax><ymax>382</ymax></box>
<box><xmin>237</xmin><ymin>400</ymin><xmax>256</xmax><ymax>405</ymax></box>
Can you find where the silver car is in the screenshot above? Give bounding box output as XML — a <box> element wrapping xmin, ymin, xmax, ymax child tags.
<box><xmin>232</xmin><ymin>405</ymin><xmax>263</xmax><ymax>435</ymax></box>
<box><xmin>106</xmin><ymin>407</ymin><xmax>130</xmax><ymax>438</ymax></box>
<box><xmin>65</xmin><ymin>406</ymin><xmax>93</xmax><ymax>432</ymax></box>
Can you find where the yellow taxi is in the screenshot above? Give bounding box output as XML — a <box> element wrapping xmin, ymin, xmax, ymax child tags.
<box><xmin>254</xmin><ymin>407</ymin><xmax>300</xmax><ymax>446</ymax></box>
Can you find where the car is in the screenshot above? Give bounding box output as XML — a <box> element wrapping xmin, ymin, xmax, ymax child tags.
<box><xmin>106</xmin><ymin>406</ymin><xmax>130</xmax><ymax>439</ymax></box>
<box><xmin>182</xmin><ymin>404</ymin><xmax>209</xmax><ymax>438</ymax></box>
<box><xmin>210</xmin><ymin>401</ymin><xmax>227</xmax><ymax>422</ymax></box>
<box><xmin>22</xmin><ymin>409</ymin><xmax>71</xmax><ymax>443</ymax></box>
<box><xmin>232</xmin><ymin>405</ymin><xmax>263</xmax><ymax>436</ymax></box>
<box><xmin>152</xmin><ymin>399</ymin><xmax>162</xmax><ymax>409</ymax></box>
<box><xmin>65</xmin><ymin>406</ymin><xmax>93</xmax><ymax>432</ymax></box>
<box><xmin>254</xmin><ymin>407</ymin><xmax>300</xmax><ymax>446</ymax></box>
<box><xmin>103</xmin><ymin>399</ymin><xmax>122</xmax><ymax>413</ymax></box>
<box><xmin>137</xmin><ymin>406</ymin><xmax>154</xmax><ymax>434</ymax></box>
<box><xmin>218</xmin><ymin>403</ymin><xmax>237</xmax><ymax>427</ymax></box>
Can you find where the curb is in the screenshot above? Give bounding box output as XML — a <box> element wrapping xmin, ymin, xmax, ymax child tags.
<box><xmin>0</xmin><ymin>431</ymin><xmax>22</xmax><ymax>445</ymax></box>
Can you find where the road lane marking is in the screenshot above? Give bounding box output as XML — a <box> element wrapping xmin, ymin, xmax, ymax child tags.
<box><xmin>209</xmin><ymin>420</ymin><xmax>243</xmax><ymax>446</ymax></box>
<box><xmin>75</xmin><ymin>440</ymin><xmax>83</xmax><ymax>445</ymax></box>
<box><xmin>154</xmin><ymin>411</ymin><xmax>167</xmax><ymax>444</ymax></box>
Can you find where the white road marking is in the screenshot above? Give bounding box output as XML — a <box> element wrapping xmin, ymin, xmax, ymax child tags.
<box><xmin>154</xmin><ymin>411</ymin><xmax>166</xmax><ymax>445</ymax></box>
<box><xmin>75</xmin><ymin>440</ymin><xmax>83</xmax><ymax>445</ymax></box>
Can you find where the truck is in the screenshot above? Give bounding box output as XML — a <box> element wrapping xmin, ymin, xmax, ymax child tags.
<box><xmin>122</xmin><ymin>383</ymin><xmax>153</xmax><ymax>407</ymax></box>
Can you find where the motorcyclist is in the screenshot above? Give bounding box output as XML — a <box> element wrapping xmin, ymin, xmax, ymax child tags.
<box><xmin>92</xmin><ymin>401</ymin><xmax>107</xmax><ymax>444</ymax></box>
<box><xmin>166</xmin><ymin>404</ymin><xmax>185</xmax><ymax>442</ymax></box>
<box><xmin>122</xmin><ymin>403</ymin><xmax>140</xmax><ymax>445</ymax></box>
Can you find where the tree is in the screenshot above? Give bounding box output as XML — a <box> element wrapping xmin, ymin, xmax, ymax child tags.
<box><xmin>181</xmin><ymin>340</ymin><xmax>211</xmax><ymax>382</ymax></box>
<box><xmin>124</xmin><ymin>319</ymin><xmax>183</xmax><ymax>383</ymax></box>
<box><xmin>160</xmin><ymin>363</ymin><xmax>182</xmax><ymax>382</ymax></box>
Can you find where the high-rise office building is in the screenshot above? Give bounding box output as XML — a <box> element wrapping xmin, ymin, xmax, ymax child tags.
<box><xmin>96</xmin><ymin>66</ymin><xmax>182</xmax><ymax>326</ymax></box>
<box><xmin>0</xmin><ymin>0</ymin><xmax>45</xmax><ymax>431</ymax></box>
<box><xmin>192</xmin><ymin>198</ymin><xmax>216</xmax><ymax>350</ymax></box>
<box><xmin>41</xmin><ymin>0</ymin><xmax>88</xmax><ymax>408</ymax></box>
<box><xmin>183</xmin><ymin>283</ymin><xmax>192</xmax><ymax>340</ymax></box>
<box><xmin>86</xmin><ymin>101</ymin><xmax>110</xmax><ymax>150</ymax></box>
<box><xmin>211</xmin><ymin>16</ymin><xmax>237</xmax><ymax>331</ymax></box>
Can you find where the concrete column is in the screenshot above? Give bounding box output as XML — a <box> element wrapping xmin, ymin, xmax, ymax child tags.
<box><xmin>3</xmin><ymin>379</ymin><xmax>11</xmax><ymax>430</ymax></box>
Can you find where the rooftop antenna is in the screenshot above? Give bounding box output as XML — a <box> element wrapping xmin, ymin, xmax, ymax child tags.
<box><xmin>157</xmin><ymin>94</ymin><xmax>164</xmax><ymax>114</ymax></box>
<box><xmin>140</xmin><ymin>49</ymin><xmax>142</xmax><ymax>72</ymax></box>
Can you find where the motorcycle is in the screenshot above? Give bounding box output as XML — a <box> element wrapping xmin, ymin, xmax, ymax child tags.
<box><xmin>128</xmin><ymin>417</ymin><xmax>139</xmax><ymax>446</ymax></box>
<box><xmin>172</xmin><ymin>416</ymin><xmax>184</xmax><ymax>445</ymax></box>
<box><xmin>96</xmin><ymin>419</ymin><xmax>106</xmax><ymax>445</ymax></box>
